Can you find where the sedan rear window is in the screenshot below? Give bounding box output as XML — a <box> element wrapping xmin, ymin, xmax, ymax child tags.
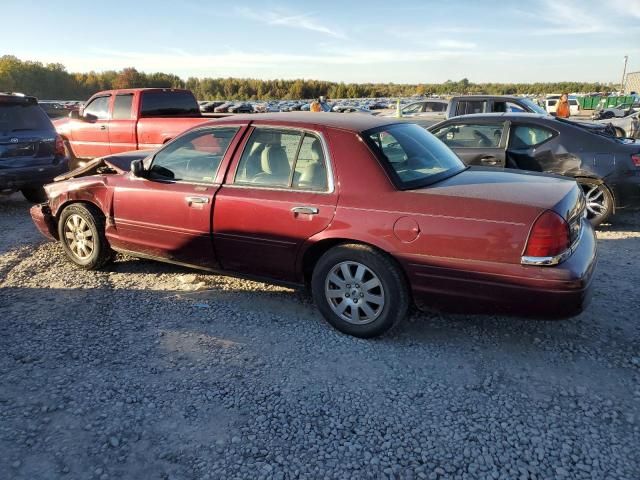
<box><xmin>364</xmin><ymin>123</ymin><xmax>466</xmax><ymax>189</ymax></box>
<box><xmin>0</xmin><ymin>104</ymin><xmax>53</xmax><ymax>134</ymax></box>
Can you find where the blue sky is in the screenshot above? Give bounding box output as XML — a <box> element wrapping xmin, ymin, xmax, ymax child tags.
<box><xmin>2</xmin><ymin>0</ymin><xmax>640</xmax><ymax>83</ymax></box>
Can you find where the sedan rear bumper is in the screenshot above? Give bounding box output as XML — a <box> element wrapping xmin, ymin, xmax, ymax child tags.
<box><xmin>402</xmin><ymin>221</ymin><xmax>597</xmax><ymax>318</ymax></box>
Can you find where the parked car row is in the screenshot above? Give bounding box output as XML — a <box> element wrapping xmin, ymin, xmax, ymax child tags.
<box><xmin>8</xmin><ymin>84</ymin><xmax>640</xmax><ymax>337</ymax></box>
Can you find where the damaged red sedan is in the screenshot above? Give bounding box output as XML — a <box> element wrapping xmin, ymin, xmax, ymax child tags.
<box><xmin>31</xmin><ymin>113</ymin><xmax>597</xmax><ymax>337</ymax></box>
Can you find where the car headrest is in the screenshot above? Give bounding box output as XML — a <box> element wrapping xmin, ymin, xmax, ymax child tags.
<box><xmin>261</xmin><ymin>145</ymin><xmax>290</xmax><ymax>177</ymax></box>
<box><xmin>309</xmin><ymin>139</ymin><xmax>323</xmax><ymax>162</ymax></box>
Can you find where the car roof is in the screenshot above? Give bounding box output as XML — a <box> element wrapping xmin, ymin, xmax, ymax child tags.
<box><xmin>0</xmin><ymin>93</ymin><xmax>38</xmax><ymax>105</ymax></box>
<box><xmin>206</xmin><ymin>112</ymin><xmax>400</xmax><ymax>132</ymax></box>
<box><xmin>93</xmin><ymin>88</ymin><xmax>194</xmax><ymax>95</ymax></box>
<box><xmin>451</xmin><ymin>95</ymin><xmax>523</xmax><ymax>100</ymax></box>
<box><xmin>447</xmin><ymin>113</ymin><xmax>552</xmax><ymax>121</ymax></box>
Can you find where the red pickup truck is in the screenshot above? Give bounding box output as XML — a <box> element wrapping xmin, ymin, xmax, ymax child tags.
<box><xmin>54</xmin><ymin>88</ymin><xmax>210</xmax><ymax>168</ymax></box>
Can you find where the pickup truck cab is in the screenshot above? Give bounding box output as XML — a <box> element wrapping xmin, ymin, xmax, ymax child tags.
<box><xmin>446</xmin><ymin>95</ymin><xmax>548</xmax><ymax>119</ymax></box>
<box><xmin>54</xmin><ymin>88</ymin><xmax>210</xmax><ymax>168</ymax></box>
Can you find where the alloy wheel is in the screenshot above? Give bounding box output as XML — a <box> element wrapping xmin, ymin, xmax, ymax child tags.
<box><xmin>325</xmin><ymin>261</ymin><xmax>385</xmax><ymax>325</ymax></box>
<box><xmin>64</xmin><ymin>214</ymin><xmax>94</xmax><ymax>260</ymax></box>
<box><xmin>580</xmin><ymin>183</ymin><xmax>609</xmax><ymax>220</ymax></box>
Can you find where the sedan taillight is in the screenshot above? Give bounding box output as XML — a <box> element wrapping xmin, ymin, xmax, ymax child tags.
<box><xmin>632</xmin><ymin>154</ymin><xmax>640</xmax><ymax>168</ymax></box>
<box><xmin>55</xmin><ymin>135</ymin><xmax>65</xmax><ymax>157</ymax></box>
<box><xmin>524</xmin><ymin>210</ymin><xmax>570</xmax><ymax>259</ymax></box>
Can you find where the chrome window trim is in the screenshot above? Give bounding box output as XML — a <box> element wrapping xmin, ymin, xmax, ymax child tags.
<box><xmin>231</xmin><ymin>125</ymin><xmax>335</xmax><ymax>194</ymax></box>
<box><xmin>521</xmin><ymin>217</ymin><xmax>585</xmax><ymax>266</ymax></box>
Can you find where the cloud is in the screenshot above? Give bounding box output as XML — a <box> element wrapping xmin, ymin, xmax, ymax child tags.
<box><xmin>518</xmin><ymin>0</ymin><xmax>605</xmax><ymax>35</ymax></box>
<box><xmin>235</xmin><ymin>6</ymin><xmax>346</xmax><ymax>39</ymax></box>
<box><xmin>436</xmin><ymin>39</ymin><xmax>477</xmax><ymax>50</ymax></box>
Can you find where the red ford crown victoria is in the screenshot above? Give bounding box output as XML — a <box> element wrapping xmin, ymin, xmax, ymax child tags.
<box><xmin>31</xmin><ymin>113</ymin><xmax>597</xmax><ymax>337</ymax></box>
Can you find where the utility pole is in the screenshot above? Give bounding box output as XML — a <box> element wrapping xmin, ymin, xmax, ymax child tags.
<box><xmin>621</xmin><ymin>55</ymin><xmax>628</xmax><ymax>94</ymax></box>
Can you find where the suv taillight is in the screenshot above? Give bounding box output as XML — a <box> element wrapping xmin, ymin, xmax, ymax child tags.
<box><xmin>55</xmin><ymin>135</ymin><xmax>65</xmax><ymax>157</ymax></box>
<box><xmin>524</xmin><ymin>210</ymin><xmax>570</xmax><ymax>258</ymax></box>
<box><xmin>632</xmin><ymin>154</ymin><xmax>640</xmax><ymax>168</ymax></box>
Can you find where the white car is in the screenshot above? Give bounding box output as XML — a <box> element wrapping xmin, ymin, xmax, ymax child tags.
<box><xmin>545</xmin><ymin>96</ymin><xmax>580</xmax><ymax>116</ymax></box>
<box><xmin>381</xmin><ymin>100</ymin><xmax>449</xmax><ymax>123</ymax></box>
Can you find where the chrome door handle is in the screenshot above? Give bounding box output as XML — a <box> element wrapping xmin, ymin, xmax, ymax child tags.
<box><xmin>100</xmin><ymin>125</ymin><xmax>106</xmax><ymax>130</ymax></box>
<box><xmin>480</xmin><ymin>156</ymin><xmax>497</xmax><ymax>166</ymax></box>
<box><xmin>291</xmin><ymin>206</ymin><xmax>319</xmax><ymax>215</ymax></box>
<box><xmin>185</xmin><ymin>196</ymin><xmax>209</xmax><ymax>205</ymax></box>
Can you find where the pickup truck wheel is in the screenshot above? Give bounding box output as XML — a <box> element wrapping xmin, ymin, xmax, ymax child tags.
<box><xmin>577</xmin><ymin>178</ymin><xmax>613</xmax><ymax>227</ymax></box>
<box><xmin>21</xmin><ymin>187</ymin><xmax>47</xmax><ymax>203</ymax></box>
<box><xmin>311</xmin><ymin>244</ymin><xmax>410</xmax><ymax>338</ymax></box>
<box><xmin>58</xmin><ymin>203</ymin><xmax>113</xmax><ymax>270</ymax></box>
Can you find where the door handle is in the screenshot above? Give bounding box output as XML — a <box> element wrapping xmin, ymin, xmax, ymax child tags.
<box><xmin>185</xmin><ymin>196</ymin><xmax>209</xmax><ymax>205</ymax></box>
<box><xmin>100</xmin><ymin>125</ymin><xmax>106</xmax><ymax>130</ymax></box>
<box><xmin>291</xmin><ymin>206</ymin><xmax>319</xmax><ymax>215</ymax></box>
<box><xmin>480</xmin><ymin>156</ymin><xmax>498</xmax><ymax>166</ymax></box>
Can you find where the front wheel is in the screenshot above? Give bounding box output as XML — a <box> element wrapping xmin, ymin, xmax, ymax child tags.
<box><xmin>577</xmin><ymin>178</ymin><xmax>614</xmax><ymax>227</ymax></box>
<box><xmin>58</xmin><ymin>203</ymin><xmax>113</xmax><ymax>269</ymax></box>
<box><xmin>311</xmin><ymin>244</ymin><xmax>410</xmax><ymax>338</ymax></box>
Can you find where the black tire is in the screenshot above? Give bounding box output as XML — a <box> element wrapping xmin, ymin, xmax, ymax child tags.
<box><xmin>21</xmin><ymin>186</ymin><xmax>47</xmax><ymax>203</ymax></box>
<box><xmin>311</xmin><ymin>243</ymin><xmax>410</xmax><ymax>338</ymax></box>
<box><xmin>57</xmin><ymin>203</ymin><xmax>113</xmax><ymax>270</ymax></box>
<box><xmin>576</xmin><ymin>178</ymin><xmax>614</xmax><ymax>227</ymax></box>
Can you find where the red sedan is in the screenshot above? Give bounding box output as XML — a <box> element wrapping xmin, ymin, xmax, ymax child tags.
<box><xmin>31</xmin><ymin>113</ymin><xmax>597</xmax><ymax>337</ymax></box>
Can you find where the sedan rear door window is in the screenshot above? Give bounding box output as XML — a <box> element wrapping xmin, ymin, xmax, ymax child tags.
<box><xmin>432</xmin><ymin>123</ymin><xmax>504</xmax><ymax>148</ymax></box>
<box><xmin>510</xmin><ymin>125</ymin><xmax>554</xmax><ymax>149</ymax></box>
<box><xmin>235</xmin><ymin>129</ymin><xmax>300</xmax><ymax>187</ymax></box>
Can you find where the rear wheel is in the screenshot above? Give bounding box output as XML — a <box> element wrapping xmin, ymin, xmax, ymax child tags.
<box><xmin>311</xmin><ymin>244</ymin><xmax>410</xmax><ymax>338</ymax></box>
<box><xmin>58</xmin><ymin>203</ymin><xmax>113</xmax><ymax>269</ymax></box>
<box><xmin>577</xmin><ymin>178</ymin><xmax>614</xmax><ymax>227</ymax></box>
<box><xmin>21</xmin><ymin>186</ymin><xmax>47</xmax><ymax>203</ymax></box>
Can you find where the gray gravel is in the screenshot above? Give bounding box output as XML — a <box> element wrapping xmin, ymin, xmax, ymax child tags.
<box><xmin>1</xmin><ymin>193</ymin><xmax>639</xmax><ymax>480</ymax></box>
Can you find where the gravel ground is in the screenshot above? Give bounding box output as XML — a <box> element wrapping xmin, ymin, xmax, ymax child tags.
<box><xmin>1</xmin><ymin>193</ymin><xmax>639</xmax><ymax>480</ymax></box>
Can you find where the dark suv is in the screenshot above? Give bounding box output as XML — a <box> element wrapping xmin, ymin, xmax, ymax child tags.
<box><xmin>1</xmin><ymin>94</ymin><xmax>68</xmax><ymax>202</ymax></box>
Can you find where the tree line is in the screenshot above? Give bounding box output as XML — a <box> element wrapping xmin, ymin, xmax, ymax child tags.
<box><xmin>0</xmin><ymin>56</ymin><xmax>616</xmax><ymax>101</ymax></box>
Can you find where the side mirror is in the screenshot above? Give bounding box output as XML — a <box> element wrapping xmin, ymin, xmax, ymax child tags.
<box><xmin>131</xmin><ymin>159</ymin><xmax>146</xmax><ymax>178</ymax></box>
<box><xmin>69</xmin><ymin>110</ymin><xmax>80</xmax><ymax>120</ymax></box>
<box><xmin>83</xmin><ymin>113</ymin><xmax>98</xmax><ymax>123</ymax></box>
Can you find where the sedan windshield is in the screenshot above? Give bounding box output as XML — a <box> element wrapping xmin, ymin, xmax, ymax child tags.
<box><xmin>519</xmin><ymin>98</ymin><xmax>548</xmax><ymax>115</ymax></box>
<box><xmin>364</xmin><ymin>123</ymin><xmax>466</xmax><ymax>189</ymax></box>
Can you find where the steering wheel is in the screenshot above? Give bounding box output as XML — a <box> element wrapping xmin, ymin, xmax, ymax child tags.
<box><xmin>473</xmin><ymin>130</ymin><xmax>492</xmax><ymax>147</ymax></box>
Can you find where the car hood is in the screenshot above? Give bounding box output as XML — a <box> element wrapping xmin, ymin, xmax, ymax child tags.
<box><xmin>413</xmin><ymin>167</ymin><xmax>582</xmax><ymax>220</ymax></box>
<box><xmin>53</xmin><ymin>150</ymin><xmax>155</xmax><ymax>182</ymax></box>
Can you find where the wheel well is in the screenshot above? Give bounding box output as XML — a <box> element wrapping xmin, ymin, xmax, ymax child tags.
<box><xmin>54</xmin><ymin>200</ymin><xmax>104</xmax><ymax>226</ymax></box>
<box><xmin>301</xmin><ymin>239</ymin><xmax>412</xmax><ymax>297</ymax></box>
<box><xmin>574</xmin><ymin>176</ymin><xmax>616</xmax><ymax>212</ymax></box>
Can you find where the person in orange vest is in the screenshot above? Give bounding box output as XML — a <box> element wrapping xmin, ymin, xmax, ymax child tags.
<box><xmin>556</xmin><ymin>93</ymin><xmax>571</xmax><ymax>118</ymax></box>
<box><xmin>310</xmin><ymin>98</ymin><xmax>322</xmax><ymax>112</ymax></box>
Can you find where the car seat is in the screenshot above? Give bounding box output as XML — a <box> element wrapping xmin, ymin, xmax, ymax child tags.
<box><xmin>296</xmin><ymin>140</ymin><xmax>327</xmax><ymax>190</ymax></box>
<box><xmin>254</xmin><ymin>145</ymin><xmax>291</xmax><ymax>185</ymax></box>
